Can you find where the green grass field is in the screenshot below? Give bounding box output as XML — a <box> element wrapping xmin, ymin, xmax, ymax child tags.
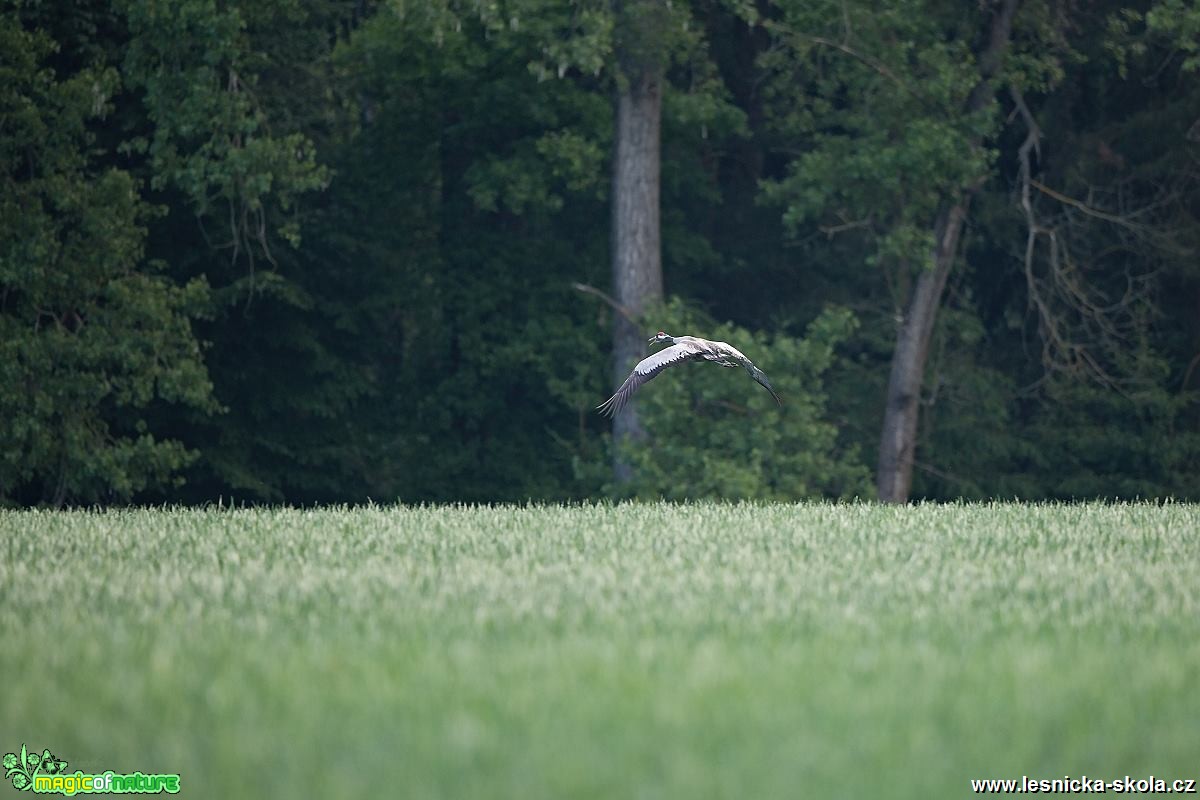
<box><xmin>2</xmin><ymin>503</ymin><xmax>1198</xmax><ymax>798</ymax></box>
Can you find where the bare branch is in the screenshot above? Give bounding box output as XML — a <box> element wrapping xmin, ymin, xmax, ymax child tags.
<box><xmin>1011</xmin><ymin>86</ymin><xmax>1171</xmax><ymax>396</ymax></box>
<box><xmin>1183</xmin><ymin>352</ymin><xmax>1200</xmax><ymax>391</ymax></box>
<box><xmin>763</xmin><ymin>22</ymin><xmax>926</xmax><ymax>102</ymax></box>
<box><xmin>571</xmin><ymin>282</ymin><xmax>639</xmax><ymax>326</ymax></box>
<box><xmin>1031</xmin><ymin>179</ymin><xmax>1145</xmax><ymax>228</ymax></box>
<box><xmin>1010</xmin><ymin>87</ymin><xmax>1041</xmax><ymax>163</ymax></box>
<box><xmin>818</xmin><ymin>217</ymin><xmax>873</xmax><ymax>238</ymax></box>
<box><xmin>803</xmin><ymin>35</ymin><xmax>920</xmax><ymax>97</ymax></box>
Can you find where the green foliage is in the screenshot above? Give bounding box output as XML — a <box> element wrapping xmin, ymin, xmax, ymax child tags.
<box><xmin>3</xmin><ymin>0</ymin><xmax>1199</xmax><ymax>504</ymax></box>
<box><xmin>1144</xmin><ymin>0</ymin><xmax>1200</xmax><ymax>71</ymax></box>
<box><xmin>0</xmin><ymin>12</ymin><xmax>215</xmax><ymax>506</ymax></box>
<box><xmin>210</xmin><ymin>2</ymin><xmax>622</xmax><ymax>503</ymax></box>
<box><xmin>907</xmin><ymin>0</ymin><xmax>1200</xmax><ymax>501</ymax></box>
<box><xmin>760</xmin><ymin>1</ymin><xmax>1067</xmax><ymax>269</ymax></box>
<box><xmin>762</xmin><ymin>2</ymin><xmax>974</xmax><ymax>259</ymax></box>
<box><xmin>1022</xmin><ymin>372</ymin><xmax>1200</xmax><ymax>500</ymax></box>
<box><xmin>119</xmin><ymin>0</ymin><xmax>377</xmax><ymax>503</ymax></box>
<box><xmin>619</xmin><ymin>299</ymin><xmax>871</xmax><ymax>499</ymax></box>
<box><xmin>467</xmin><ymin>129</ymin><xmax>608</xmax><ymax>215</ymax></box>
<box><xmin>119</xmin><ymin>0</ymin><xmax>330</xmax><ymax>259</ymax></box>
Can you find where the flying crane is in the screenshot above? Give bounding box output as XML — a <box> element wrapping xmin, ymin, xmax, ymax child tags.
<box><xmin>597</xmin><ymin>331</ymin><xmax>782</xmax><ymax>418</ymax></box>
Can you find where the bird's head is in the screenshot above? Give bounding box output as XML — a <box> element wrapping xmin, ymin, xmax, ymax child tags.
<box><xmin>648</xmin><ymin>330</ymin><xmax>673</xmax><ymax>346</ymax></box>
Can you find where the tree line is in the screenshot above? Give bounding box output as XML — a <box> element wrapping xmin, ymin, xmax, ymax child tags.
<box><xmin>2</xmin><ymin>0</ymin><xmax>1198</xmax><ymax>507</ymax></box>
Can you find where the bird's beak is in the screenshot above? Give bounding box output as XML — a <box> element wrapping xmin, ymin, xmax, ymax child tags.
<box><xmin>647</xmin><ymin>336</ymin><xmax>658</xmax><ymax>345</ymax></box>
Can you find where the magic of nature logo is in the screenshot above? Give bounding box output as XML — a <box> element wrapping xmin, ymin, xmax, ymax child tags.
<box><xmin>3</xmin><ymin>744</ymin><xmax>180</xmax><ymax>795</ymax></box>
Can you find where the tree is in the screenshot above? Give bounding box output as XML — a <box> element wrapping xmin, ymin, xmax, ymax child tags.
<box><xmin>249</xmin><ymin>0</ymin><xmax>621</xmax><ymax>502</ymax></box>
<box><xmin>762</xmin><ymin>0</ymin><xmax>1043</xmax><ymax>502</ymax></box>
<box><xmin>7</xmin><ymin>0</ymin><xmax>1198</xmax><ymax>507</ymax></box>
<box><xmin>0</xmin><ymin>11</ymin><xmax>215</xmax><ymax>506</ymax></box>
<box><xmin>609</xmin><ymin>0</ymin><xmax>668</xmax><ymax>480</ymax></box>
<box><xmin>118</xmin><ymin>0</ymin><xmax>357</xmax><ymax>501</ymax></box>
<box><xmin>873</xmin><ymin>0</ymin><xmax>1019</xmax><ymax>503</ymax></box>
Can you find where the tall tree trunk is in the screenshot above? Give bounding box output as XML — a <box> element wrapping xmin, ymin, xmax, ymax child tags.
<box><xmin>610</xmin><ymin>62</ymin><xmax>663</xmax><ymax>482</ymax></box>
<box><xmin>876</xmin><ymin>203</ymin><xmax>969</xmax><ymax>502</ymax></box>
<box><xmin>875</xmin><ymin>0</ymin><xmax>1018</xmax><ymax>502</ymax></box>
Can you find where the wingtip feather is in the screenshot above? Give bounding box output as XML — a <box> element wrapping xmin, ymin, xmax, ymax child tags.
<box><xmin>596</xmin><ymin>396</ymin><xmax>617</xmax><ymax>418</ymax></box>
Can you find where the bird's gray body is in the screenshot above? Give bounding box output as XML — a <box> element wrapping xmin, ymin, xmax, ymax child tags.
<box><xmin>672</xmin><ymin>335</ymin><xmax>748</xmax><ymax>367</ymax></box>
<box><xmin>597</xmin><ymin>331</ymin><xmax>782</xmax><ymax>418</ymax></box>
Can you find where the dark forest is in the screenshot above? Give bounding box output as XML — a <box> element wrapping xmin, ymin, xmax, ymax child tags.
<box><xmin>3</xmin><ymin>0</ymin><xmax>1199</xmax><ymax>506</ymax></box>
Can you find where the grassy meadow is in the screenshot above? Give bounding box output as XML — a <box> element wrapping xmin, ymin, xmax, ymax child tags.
<box><xmin>1</xmin><ymin>502</ymin><xmax>1198</xmax><ymax>798</ymax></box>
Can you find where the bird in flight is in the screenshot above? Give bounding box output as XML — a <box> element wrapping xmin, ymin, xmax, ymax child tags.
<box><xmin>597</xmin><ymin>331</ymin><xmax>782</xmax><ymax>418</ymax></box>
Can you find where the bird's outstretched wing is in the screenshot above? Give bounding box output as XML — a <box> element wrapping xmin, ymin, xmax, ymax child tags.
<box><xmin>746</xmin><ymin>363</ymin><xmax>783</xmax><ymax>406</ymax></box>
<box><xmin>597</xmin><ymin>344</ymin><xmax>694</xmax><ymax>418</ymax></box>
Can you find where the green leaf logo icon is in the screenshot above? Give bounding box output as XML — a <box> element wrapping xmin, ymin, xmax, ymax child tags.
<box><xmin>4</xmin><ymin>743</ymin><xmax>61</xmax><ymax>792</ymax></box>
